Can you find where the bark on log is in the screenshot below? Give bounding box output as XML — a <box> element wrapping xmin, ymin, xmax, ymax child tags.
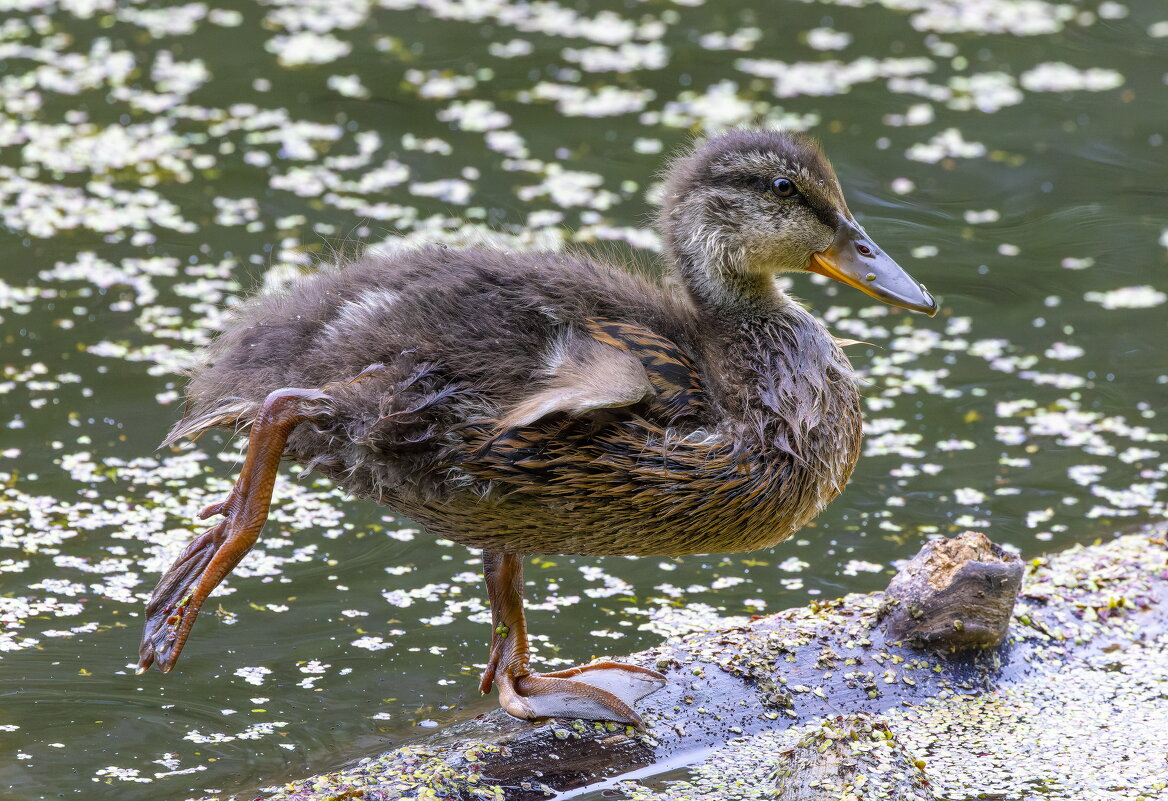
<box><xmin>249</xmin><ymin>530</ymin><xmax>1168</xmax><ymax>801</ymax></box>
<box><xmin>880</xmin><ymin>531</ymin><xmax>1023</xmax><ymax>650</ymax></box>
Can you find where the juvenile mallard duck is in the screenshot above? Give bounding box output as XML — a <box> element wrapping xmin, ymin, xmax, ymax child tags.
<box><xmin>138</xmin><ymin>130</ymin><xmax>937</xmax><ymax>726</ymax></box>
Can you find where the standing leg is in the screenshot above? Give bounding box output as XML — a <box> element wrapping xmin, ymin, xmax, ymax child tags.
<box><xmin>479</xmin><ymin>551</ymin><xmax>667</xmax><ymax>727</ymax></box>
<box><xmin>138</xmin><ymin>386</ymin><xmax>333</xmax><ymax>673</ymax></box>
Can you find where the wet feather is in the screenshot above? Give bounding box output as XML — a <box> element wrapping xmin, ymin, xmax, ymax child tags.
<box><xmin>166</xmin><ymin>130</ymin><xmax>865</xmax><ymax>558</ymax></box>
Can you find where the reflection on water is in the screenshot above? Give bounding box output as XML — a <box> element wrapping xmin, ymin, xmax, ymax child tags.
<box><xmin>0</xmin><ymin>0</ymin><xmax>1165</xmax><ymax>797</ymax></box>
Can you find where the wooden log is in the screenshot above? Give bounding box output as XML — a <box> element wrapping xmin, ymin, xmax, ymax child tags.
<box><xmin>249</xmin><ymin>530</ymin><xmax>1168</xmax><ymax>801</ymax></box>
<box><xmin>880</xmin><ymin>531</ymin><xmax>1023</xmax><ymax>650</ymax></box>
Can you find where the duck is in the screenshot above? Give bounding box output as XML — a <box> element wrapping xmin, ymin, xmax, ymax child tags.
<box><xmin>137</xmin><ymin>129</ymin><xmax>938</xmax><ymax>727</ymax></box>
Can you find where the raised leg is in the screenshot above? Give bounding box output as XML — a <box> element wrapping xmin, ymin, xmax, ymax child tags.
<box><xmin>137</xmin><ymin>386</ymin><xmax>333</xmax><ymax>674</ymax></box>
<box><xmin>478</xmin><ymin>551</ymin><xmax>667</xmax><ymax>727</ymax></box>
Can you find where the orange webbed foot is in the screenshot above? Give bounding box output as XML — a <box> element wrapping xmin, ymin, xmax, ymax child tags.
<box><xmin>495</xmin><ymin>661</ymin><xmax>666</xmax><ymax>727</ymax></box>
<box><xmin>138</xmin><ymin>384</ymin><xmax>352</xmax><ymax>675</ymax></box>
<box><xmin>137</xmin><ymin>516</ymin><xmax>237</xmax><ymax>674</ymax></box>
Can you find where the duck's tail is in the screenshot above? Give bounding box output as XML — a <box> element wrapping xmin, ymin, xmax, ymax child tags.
<box><xmin>160</xmin><ymin>399</ymin><xmax>258</xmax><ymax>448</ymax></box>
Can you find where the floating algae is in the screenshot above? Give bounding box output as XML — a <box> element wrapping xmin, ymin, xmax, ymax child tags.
<box><xmin>0</xmin><ymin>0</ymin><xmax>1165</xmax><ymax>796</ymax></box>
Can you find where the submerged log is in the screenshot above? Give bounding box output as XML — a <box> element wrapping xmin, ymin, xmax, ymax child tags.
<box><xmin>251</xmin><ymin>530</ymin><xmax>1168</xmax><ymax>801</ymax></box>
<box><xmin>771</xmin><ymin>714</ymin><xmax>934</xmax><ymax>801</ymax></box>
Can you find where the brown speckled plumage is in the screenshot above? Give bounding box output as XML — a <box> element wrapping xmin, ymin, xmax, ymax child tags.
<box><xmin>144</xmin><ymin>130</ymin><xmax>938</xmax><ymax>723</ymax></box>
<box><xmin>170</xmin><ymin>239</ymin><xmax>861</xmax><ymax>557</ymax></box>
<box><xmin>169</xmin><ymin>144</ymin><xmax>865</xmax><ymax>554</ymax></box>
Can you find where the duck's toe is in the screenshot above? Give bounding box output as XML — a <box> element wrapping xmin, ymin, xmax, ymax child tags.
<box><xmin>540</xmin><ymin>660</ymin><xmax>666</xmax><ymax>706</ymax></box>
<box><xmin>138</xmin><ymin>525</ymin><xmax>226</xmax><ymax>673</ymax></box>
<box><xmin>497</xmin><ymin>661</ymin><xmax>666</xmax><ymax>727</ymax></box>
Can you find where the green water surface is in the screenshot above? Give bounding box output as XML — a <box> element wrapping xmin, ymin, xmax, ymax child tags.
<box><xmin>0</xmin><ymin>0</ymin><xmax>1165</xmax><ymax>798</ymax></box>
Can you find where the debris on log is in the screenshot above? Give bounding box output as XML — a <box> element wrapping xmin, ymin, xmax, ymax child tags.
<box><xmin>245</xmin><ymin>530</ymin><xmax>1168</xmax><ymax>801</ymax></box>
<box><xmin>771</xmin><ymin>714</ymin><xmax>934</xmax><ymax>801</ymax></box>
<box><xmin>880</xmin><ymin>530</ymin><xmax>1024</xmax><ymax>650</ymax></box>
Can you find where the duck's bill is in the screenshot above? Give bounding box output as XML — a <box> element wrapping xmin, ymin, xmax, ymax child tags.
<box><xmin>808</xmin><ymin>221</ymin><xmax>938</xmax><ymax>316</ymax></box>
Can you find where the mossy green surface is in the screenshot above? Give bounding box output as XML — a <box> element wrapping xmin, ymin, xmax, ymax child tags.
<box><xmin>258</xmin><ymin>743</ymin><xmax>526</xmax><ymax>801</ymax></box>
<box><xmin>616</xmin><ymin>533</ymin><xmax>1168</xmax><ymax>801</ymax></box>
<box><xmin>245</xmin><ymin>533</ymin><xmax>1168</xmax><ymax>800</ymax></box>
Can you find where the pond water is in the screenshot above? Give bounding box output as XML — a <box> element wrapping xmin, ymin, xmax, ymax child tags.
<box><xmin>1</xmin><ymin>0</ymin><xmax>1165</xmax><ymax>798</ymax></box>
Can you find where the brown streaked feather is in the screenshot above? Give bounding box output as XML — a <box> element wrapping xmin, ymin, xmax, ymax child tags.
<box><xmin>582</xmin><ymin>318</ymin><xmax>705</xmax><ymax>423</ymax></box>
<box><xmin>476</xmin><ymin>318</ymin><xmax>711</xmax><ymax>483</ymax></box>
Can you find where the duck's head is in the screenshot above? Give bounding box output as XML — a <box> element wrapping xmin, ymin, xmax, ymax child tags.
<box><xmin>658</xmin><ymin>129</ymin><xmax>937</xmax><ymax>316</ymax></box>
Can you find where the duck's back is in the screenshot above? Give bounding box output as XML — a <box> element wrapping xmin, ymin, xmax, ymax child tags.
<box><xmin>185</xmin><ymin>248</ymin><xmax>690</xmax><ymax>410</ymax></box>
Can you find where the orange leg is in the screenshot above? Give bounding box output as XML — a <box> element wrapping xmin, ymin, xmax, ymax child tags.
<box><xmin>137</xmin><ymin>386</ymin><xmax>333</xmax><ymax>674</ymax></box>
<box><xmin>479</xmin><ymin>552</ymin><xmax>666</xmax><ymax>727</ymax></box>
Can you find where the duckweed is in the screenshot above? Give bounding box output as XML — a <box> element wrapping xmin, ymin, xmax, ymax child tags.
<box><xmin>0</xmin><ymin>0</ymin><xmax>1164</xmax><ymax>797</ymax></box>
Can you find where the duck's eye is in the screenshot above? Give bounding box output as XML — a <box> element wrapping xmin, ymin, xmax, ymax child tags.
<box><xmin>771</xmin><ymin>177</ymin><xmax>797</xmax><ymax>198</ymax></box>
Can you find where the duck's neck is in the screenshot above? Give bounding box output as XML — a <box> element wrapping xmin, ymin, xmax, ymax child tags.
<box><xmin>682</xmin><ymin>262</ymin><xmax>858</xmax><ymax>464</ymax></box>
<box><xmin>669</xmin><ymin>244</ymin><xmax>783</xmax><ymax>314</ymax></box>
<box><xmin>668</xmin><ymin>237</ymin><xmax>803</xmax><ymax>324</ymax></box>
<box><xmin>664</xmin><ymin>244</ymin><xmax>854</xmax><ymax>424</ymax></box>
<box><xmin>666</xmin><ymin>243</ymin><xmax>861</xmax><ymax>515</ymax></box>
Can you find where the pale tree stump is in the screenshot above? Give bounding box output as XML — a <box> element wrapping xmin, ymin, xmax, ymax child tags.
<box><xmin>880</xmin><ymin>531</ymin><xmax>1024</xmax><ymax>650</ymax></box>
